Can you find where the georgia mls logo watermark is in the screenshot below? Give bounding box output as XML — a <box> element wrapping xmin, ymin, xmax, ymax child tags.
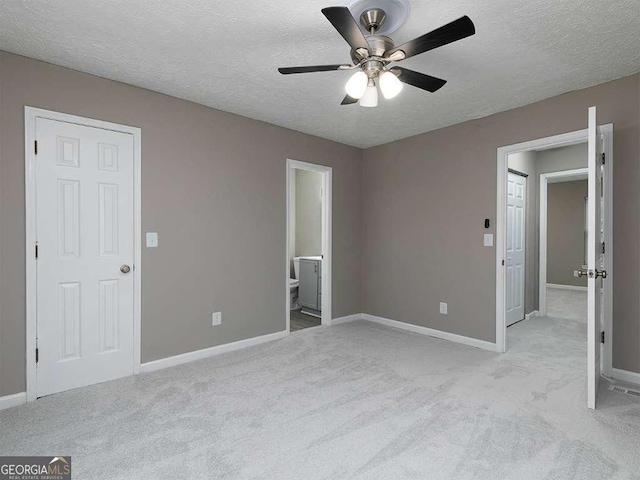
<box><xmin>0</xmin><ymin>456</ymin><xmax>71</xmax><ymax>480</ymax></box>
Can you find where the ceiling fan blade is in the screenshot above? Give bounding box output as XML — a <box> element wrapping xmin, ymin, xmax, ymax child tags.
<box><xmin>321</xmin><ymin>6</ymin><xmax>371</xmax><ymax>52</ymax></box>
<box><xmin>278</xmin><ymin>64</ymin><xmax>351</xmax><ymax>75</ymax></box>
<box><xmin>391</xmin><ymin>67</ymin><xmax>447</xmax><ymax>92</ymax></box>
<box><xmin>341</xmin><ymin>94</ymin><xmax>358</xmax><ymax>105</ymax></box>
<box><xmin>386</xmin><ymin>16</ymin><xmax>475</xmax><ymax>60</ymax></box>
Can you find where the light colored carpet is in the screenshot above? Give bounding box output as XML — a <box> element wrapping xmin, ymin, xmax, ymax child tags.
<box><xmin>546</xmin><ymin>287</ymin><xmax>587</xmax><ymax>321</ymax></box>
<box><xmin>1</xmin><ymin>316</ymin><xmax>639</xmax><ymax>479</ymax></box>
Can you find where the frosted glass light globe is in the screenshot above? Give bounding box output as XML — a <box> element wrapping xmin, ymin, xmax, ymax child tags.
<box><xmin>345</xmin><ymin>71</ymin><xmax>368</xmax><ymax>99</ymax></box>
<box><xmin>360</xmin><ymin>83</ymin><xmax>378</xmax><ymax>107</ymax></box>
<box><xmin>379</xmin><ymin>71</ymin><xmax>403</xmax><ymax>99</ymax></box>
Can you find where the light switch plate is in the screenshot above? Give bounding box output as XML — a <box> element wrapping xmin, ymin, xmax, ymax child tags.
<box><xmin>146</xmin><ymin>232</ymin><xmax>158</xmax><ymax>248</ymax></box>
<box><xmin>484</xmin><ymin>234</ymin><xmax>494</xmax><ymax>247</ymax></box>
<box><xmin>439</xmin><ymin>302</ymin><xmax>448</xmax><ymax>315</ymax></box>
<box><xmin>212</xmin><ymin>312</ymin><xmax>222</xmax><ymax>326</ymax></box>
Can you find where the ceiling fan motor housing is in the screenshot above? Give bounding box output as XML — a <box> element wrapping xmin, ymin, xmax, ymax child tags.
<box><xmin>350</xmin><ymin>34</ymin><xmax>395</xmax><ymax>63</ymax></box>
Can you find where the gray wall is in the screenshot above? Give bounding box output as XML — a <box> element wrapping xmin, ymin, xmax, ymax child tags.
<box><xmin>536</xmin><ymin>145</ymin><xmax>588</xmax><ymax>297</ymax></box>
<box><xmin>362</xmin><ymin>74</ymin><xmax>640</xmax><ymax>374</ymax></box>
<box><xmin>295</xmin><ymin>169</ymin><xmax>322</xmax><ymax>257</ymax></box>
<box><xmin>0</xmin><ymin>51</ymin><xmax>363</xmax><ymax>397</ymax></box>
<box><xmin>1</xmin><ymin>51</ymin><xmax>638</xmax><ymax>397</ymax></box>
<box><xmin>547</xmin><ymin>181</ymin><xmax>588</xmax><ymax>287</ymax></box>
<box><xmin>537</xmin><ymin>143</ymin><xmax>589</xmax><ymax>174</ymax></box>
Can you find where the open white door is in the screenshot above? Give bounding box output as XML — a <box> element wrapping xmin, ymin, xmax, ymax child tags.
<box><xmin>586</xmin><ymin>106</ymin><xmax>604</xmax><ymax>409</ymax></box>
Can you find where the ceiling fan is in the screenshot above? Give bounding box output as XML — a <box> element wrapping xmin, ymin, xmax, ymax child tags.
<box><xmin>278</xmin><ymin>5</ymin><xmax>475</xmax><ymax>107</ymax></box>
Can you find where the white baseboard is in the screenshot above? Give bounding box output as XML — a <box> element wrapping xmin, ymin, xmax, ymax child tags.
<box><xmin>547</xmin><ymin>283</ymin><xmax>587</xmax><ymax>292</ymax></box>
<box><xmin>329</xmin><ymin>313</ymin><xmax>363</xmax><ymax>325</ymax></box>
<box><xmin>0</xmin><ymin>391</ymin><xmax>27</xmax><ymax>411</ymax></box>
<box><xmin>609</xmin><ymin>368</ymin><xmax>640</xmax><ymax>386</ymax></box>
<box><xmin>525</xmin><ymin>310</ymin><xmax>539</xmax><ymax>321</ymax></box>
<box><xmin>361</xmin><ymin>313</ymin><xmax>500</xmax><ymax>352</ymax></box>
<box><xmin>141</xmin><ymin>330</ymin><xmax>289</xmax><ymax>373</ymax></box>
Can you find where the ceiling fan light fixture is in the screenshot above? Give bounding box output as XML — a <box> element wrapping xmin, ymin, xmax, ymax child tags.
<box><xmin>345</xmin><ymin>71</ymin><xmax>368</xmax><ymax>99</ymax></box>
<box><xmin>359</xmin><ymin>79</ymin><xmax>378</xmax><ymax>107</ymax></box>
<box><xmin>379</xmin><ymin>70</ymin><xmax>403</xmax><ymax>99</ymax></box>
<box><xmin>277</xmin><ymin>6</ymin><xmax>475</xmax><ymax>107</ymax></box>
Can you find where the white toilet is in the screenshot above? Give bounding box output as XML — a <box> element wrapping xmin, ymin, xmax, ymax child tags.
<box><xmin>290</xmin><ymin>257</ymin><xmax>301</xmax><ymax>310</ymax></box>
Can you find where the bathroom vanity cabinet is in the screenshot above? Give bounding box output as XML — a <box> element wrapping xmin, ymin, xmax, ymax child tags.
<box><xmin>298</xmin><ymin>258</ymin><xmax>321</xmax><ymax>312</ymax></box>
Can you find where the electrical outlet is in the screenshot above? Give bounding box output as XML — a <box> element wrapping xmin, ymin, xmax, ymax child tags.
<box><xmin>439</xmin><ymin>302</ymin><xmax>448</xmax><ymax>315</ymax></box>
<box><xmin>212</xmin><ymin>311</ymin><xmax>222</xmax><ymax>326</ymax></box>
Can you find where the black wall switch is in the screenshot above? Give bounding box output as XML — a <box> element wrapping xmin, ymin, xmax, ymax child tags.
<box><xmin>485</xmin><ymin>219</ymin><xmax>490</xmax><ymax>229</ymax></box>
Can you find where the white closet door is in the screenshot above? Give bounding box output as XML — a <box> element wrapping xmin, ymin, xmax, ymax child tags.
<box><xmin>506</xmin><ymin>172</ymin><xmax>526</xmax><ymax>326</ymax></box>
<box><xmin>36</xmin><ymin>117</ymin><xmax>135</xmax><ymax>397</ymax></box>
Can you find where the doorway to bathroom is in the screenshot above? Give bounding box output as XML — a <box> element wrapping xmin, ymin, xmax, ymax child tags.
<box><xmin>286</xmin><ymin>159</ymin><xmax>332</xmax><ymax>333</ymax></box>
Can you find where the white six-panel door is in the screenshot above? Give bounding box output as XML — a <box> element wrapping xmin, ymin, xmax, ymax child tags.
<box><xmin>587</xmin><ymin>106</ymin><xmax>604</xmax><ymax>409</ymax></box>
<box><xmin>35</xmin><ymin>117</ymin><xmax>135</xmax><ymax>397</ymax></box>
<box><xmin>506</xmin><ymin>172</ymin><xmax>526</xmax><ymax>326</ymax></box>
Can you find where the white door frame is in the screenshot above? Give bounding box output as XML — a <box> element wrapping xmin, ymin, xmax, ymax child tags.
<box><xmin>285</xmin><ymin>159</ymin><xmax>332</xmax><ymax>332</ymax></box>
<box><xmin>24</xmin><ymin>107</ymin><xmax>142</xmax><ymax>402</ymax></box>
<box><xmin>538</xmin><ymin>168</ymin><xmax>589</xmax><ymax>316</ymax></box>
<box><xmin>496</xmin><ymin>125</ymin><xmax>613</xmax><ymax>375</ymax></box>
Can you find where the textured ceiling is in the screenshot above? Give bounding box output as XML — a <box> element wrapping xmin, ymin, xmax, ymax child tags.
<box><xmin>0</xmin><ymin>0</ymin><xmax>638</xmax><ymax>148</ymax></box>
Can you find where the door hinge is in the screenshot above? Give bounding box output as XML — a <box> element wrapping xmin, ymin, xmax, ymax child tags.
<box><xmin>602</xmin><ymin>242</ymin><xmax>605</xmax><ymax>254</ymax></box>
<box><xmin>34</xmin><ymin>140</ymin><xmax>38</xmax><ymax>155</ymax></box>
<box><xmin>601</xmin><ymin>152</ymin><xmax>605</xmax><ymax>165</ymax></box>
<box><xmin>35</xmin><ymin>242</ymin><xmax>39</xmax><ymax>259</ymax></box>
<box><xmin>601</xmin><ymin>331</ymin><xmax>605</xmax><ymax>344</ymax></box>
<box><xmin>36</xmin><ymin>348</ymin><xmax>39</xmax><ymax>363</ymax></box>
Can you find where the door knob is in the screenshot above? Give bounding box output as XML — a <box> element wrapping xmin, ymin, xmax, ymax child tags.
<box><xmin>120</xmin><ymin>264</ymin><xmax>131</xmax><ymax>274</ymax></box>
<box><xmin>577</xmin><ymin>268</ymin><xmax>607</xmax><ymax>279</ymax></box>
